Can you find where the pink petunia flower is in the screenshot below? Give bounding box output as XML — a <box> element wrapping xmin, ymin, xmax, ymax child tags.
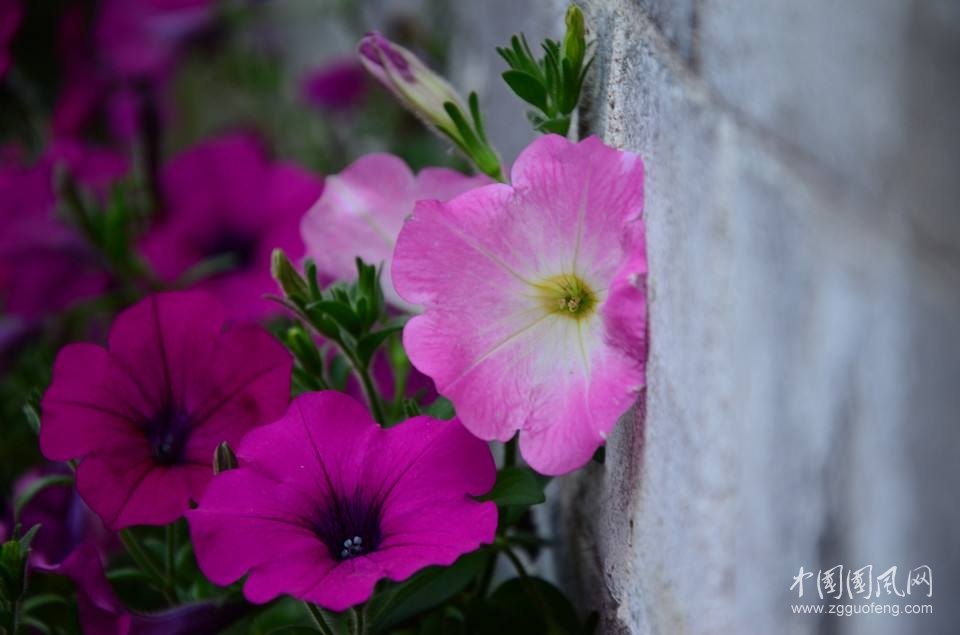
<box><xmin>188</xmin><ymin>391</ymin><xmax>497</xmax><ymax>611</ymax></box>
<box><xmin>0</xmin><ymin>141</ymin><xmax>127</xmax><ymax>320</ymax></box>
<box><xmin>40</xmin><ymin>544</ymin><xmax>249</xmax><ymax>634</ymax></box>
<box><xmin>0</xmin><ymin>0</ymin><xmax>21</xmax><ymax>78</ymax></box>
<box><xmin>301</xmin><ymin>153</ymin><xmax>488</xmax><ymax>310</ymax></box>
<box><xmin>392</xmin><ymin>135</ymin><xmax>647</xmax><ymax>475</ymax></box>
<box><xmin>141</xmin><ymin>133</ymin><xmax>324</xmax><ymax>322</ymax></box>
<box><xmin>39</xmin><ymin>291</ymin><xmax>293</xmax><ymax>529</ymax></box>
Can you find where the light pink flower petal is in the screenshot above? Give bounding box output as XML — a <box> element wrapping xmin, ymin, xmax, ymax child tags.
<box><xmin>393</xmin><ymin>192</ymin><xmax>546</xmax><ymax>442</ymax></box>
<box><xmin>510</xmin><ymin>135</ymin><xmax>645</xmax><ymax>283</ymax></box>
<box><xmin>302</xmin><ymin>154</ymin><xmax>487</xmax><ymax>310</ymax></box>
<box><xmin>302</xmin><ymin>154</ymin><xmax>415</xmax><ymax>297</ymax></box>
<box><xmin>393</xmin><ymin>135</ymin><xmax>646</xmax><ymax>474</ymax></box>
<box><xmin>416</xmin><ymin>167</ymin><xmax>491</xmax><ymax>203</ymax></box>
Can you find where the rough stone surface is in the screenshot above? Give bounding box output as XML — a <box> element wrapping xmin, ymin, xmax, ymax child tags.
<box><xmin>552</xmin><ymin>1</ymin><xmax>960</xmax><ymax>633</ymax></box>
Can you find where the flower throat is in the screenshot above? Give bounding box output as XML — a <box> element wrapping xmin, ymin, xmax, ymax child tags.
<box><xmin>536</xmin><ymin>272</ymin><xmax>597</xmax><ymax>319</ymax></box>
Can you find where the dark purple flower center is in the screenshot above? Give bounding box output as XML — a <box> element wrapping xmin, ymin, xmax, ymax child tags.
<box><xmin>312</xmin><ymin>492</ymin><xmax>383</xmax><ymax>562</ymax></box>
<box><xmin>146</xmin><ymin>404</ymin><xmax>192</xmax><ymax>466</ymax></box>
<box><xmin>204</xmin><ymin>230</ymin><xmax>258</xmax><ymax>270</ymax></box>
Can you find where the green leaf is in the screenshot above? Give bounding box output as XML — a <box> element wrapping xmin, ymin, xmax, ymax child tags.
<box><xmin>18</xmin><ymin>524</ymin><xmax>41</xmax><ymax>557</ymax></box>
<box><xmin>559</xmin><ymin>57</ymin><xmax>578</xmax><ymax>114</ymax></box>
<box><xmin>502</xmin><ymin>70</ymin><xmax>548</xmax><ymax>111</ymax></box>
<box><xmin>21</xmin><ymin>593</ymin><xmax>68</xmax><ymax>616</ymax></box>
<box><xmin>22</xmin><ymin>396</ymin><xmax>41</xmax><ymax>437</ymax></box>
<box><xmin>14</xmin><ymin>475</ymin><xmax>73</xmax><ymax>521</ymax></box>
<box><xmin>366</xmin><ymin>550</ymin><xmax>489</xmax><ymax>631</ymax></box>
<box><xmin>106</xmin><ymin>567</ymin><xmax>156</xmax><ymax>586</ymax></box>
<box><xmin>21</xmin><ymin>615</ymin><xmax>52</xmax><ymax>634</ymax></box>
<box><xmin>422</xmin><ymin>397</ymin><xmax>455</xmax><ymax>420</ymax></box>
<box><xmin>478</xmin><ymin>467</ymin><xmax>547</xmax><ymax>506</ymax></box>
<box><xmin>306</xmin><ymin>301</ymin><xmax>361</xmax><ymax>336</ymax></box>
<box><xmin>469</xmin><ymin>577</ymin><xmax>581</xmax><ymax>635</ymax></box>
<box><xmin>468</xmin><ymin>92</ymin><xmax>489</xmax><ymax>143</ymax></box>
<box><xmin>536</xmin><ymin>116</ymin><xmax>571</xmax><ymax>135</ymax></box>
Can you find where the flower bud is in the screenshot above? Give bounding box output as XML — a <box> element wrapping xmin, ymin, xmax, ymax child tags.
<box><xmin>213</xmin><ymin>441</ymin><xmax>238</xmax><ymax>475</ymax></box>
<box><xmin>564</xmin><ymin>5</ymin><xmax>586</xmax><ymax>70</ymax></box>
<box><xmin>358</xmin><ymin>32</ymin><xmax>467</xmax><ymax>141</ymax></box>
<box><xmin>271</xmin><ymin>248</ymin><xmax>309</xmax><ymax>301</ymax></box>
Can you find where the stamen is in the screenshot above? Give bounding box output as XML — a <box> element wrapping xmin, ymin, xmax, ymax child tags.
<box><xmin>536</xmin><ymin>273</ymin><xmax>597</xmax><ymax>320</ymax></box>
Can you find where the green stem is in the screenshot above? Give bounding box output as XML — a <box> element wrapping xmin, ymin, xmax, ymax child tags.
<box><xmin>345</xmin><ymin>351</ymin><xmax>387</xmax><ymax>425</ymax></box>
<box><xmin>119</xmin><ymin>529</ymin><xmax>174</xmax><ymax>602</ymax></box>
<box><xmin>304</xmin><ymin>602</ymin><xmax>337</xmax><ymax>635</ymax></box>
<box><xmin>474</xmin><ymin>549</ymin><xmax>499</xmax><ymax>600</ymax></box>
<box><xmin>503</xmin><ymin>436</ymin><xmax>518</xmax><ymax>468</ymax></box>
<box><xmin>165</xmin><ymin>523</ymin><xmax>176</xmax><ymax>587</ymax></box>
<box><xmin>350</xmin><ymin>606</ymin><xmax>366</xmax><ymax>635</ymax></box>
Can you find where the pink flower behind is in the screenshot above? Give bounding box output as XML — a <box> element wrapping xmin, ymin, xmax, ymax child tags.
<box><xmin>0</xmin><ymin>141</ymin><xmax>127</xmax><ymax>320</ymax></box>
<box><xmin>52</xmin><ymin>6</ymin><xmax>157</xmax><ymax>144</ymax></box>
<box><xmin>141</xmin><ymin>133</ymin><xmax>324</xmax><ymax>321</ymax></box>
<box><xmin>39</xmin><ymin>291</ymin><xmax>293</xmax><ymax>529</ymax></box>
<box><xmin>95</xmin><ymin>0</ymin><xmax>217</xmax><ymax>80</ymax></box>
<box><xmin>188</xmin><ymin>391</ymin><xmax>497</xmax><ymax>611</ymax></box>
<box><xmin>0</xmin><ymin>0</ymin><xmax>21</xmax><ymax>77</ymax></box>
<box><xmin>302</xmin><ymin>58</ymin><xmax>368</xmax><ymax>112</ymax></box>
<box><xmin>301</xmin><ymin>153</ymin><xmax>488</xmax><ymax>310</ymax></box>
<box><xmin>392</xmin><ymin>135</ymin><xmax>647</xmax><ymax>475</ymax></box>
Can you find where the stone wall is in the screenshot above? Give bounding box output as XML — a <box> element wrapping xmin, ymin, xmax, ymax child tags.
<box><xmin>550</xmin><ymin>1</ymin><xmax>960</xmax><ymax>634</ymax></box>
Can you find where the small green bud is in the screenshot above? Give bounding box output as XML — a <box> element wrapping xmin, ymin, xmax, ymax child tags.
<box><xmin>213</xmin><ymin>441</ymin><xmax>239</xmax><ymax>475</ymax></box>
<box><xmin>271</xmin><ymin>249</ymin><xmax>309</xmax><ymax>301</ymax></box>
<box><xmin>564</xmin><ymin>5</ymin><xmax>586</xmax><ymax>69</ymax></box>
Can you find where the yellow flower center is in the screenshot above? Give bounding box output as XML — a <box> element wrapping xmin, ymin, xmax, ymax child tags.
<box><xmin>536</xmin><ymin>273</ymin><xmax>597</xmax><ymax>320</ymax></box>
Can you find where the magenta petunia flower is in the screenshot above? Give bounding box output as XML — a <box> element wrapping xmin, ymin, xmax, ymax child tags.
<box><xmin>0</xmin><ymin>0</ymin><xmax>21</xmax><ymax>78</ymax></box>
<box><xmin>392</xmin><ymin>135</ymin><xmax>647</xmax><ymax>475</ymax></box>
<box><xmin>0</xmin><ymin>141</ymin><xmax>127</xmax><ymax>319</ymax></box>
<box><xmin>52</xmin><ymin>5</ymin><xmax>159</xmax><ymax>144</ymax></box>
<box><xmin>95</xmin><ymin>0</ymin><xmax>217</xmax><ymax>80</ymax></box>
<box><xmin>188</xmin><ymin>391</ymin><xmax>497</xmax><ymax>611</ymax></box>
<box><xmin>302</xmin><ymin>58</ymin><xmax>369</xmax><ymax>112</ymax></box>
<box><xmin>141</xmin><ymin>133</ymin><xmax>324</xmax><ymax>321</ymax></box>
<box><xmin>39</xmin><ymin>291</ymin><xmax>293</xmax><ymax>529</ymax></box>
<box><xmin>301</xmin><ymin>153</ymin><xmax>488</xmax><ymax>310</ymax></box>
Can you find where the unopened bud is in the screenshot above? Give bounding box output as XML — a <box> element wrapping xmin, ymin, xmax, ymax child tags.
<box><xmin>271</xmin><ymin>249</ymin><xmax>309</xmax><ymax>301</ymax></box>
<box><xmin>564</xmin><ymin>5</ymin><xmax>586</xmax><ymax>69</ymax></box>
<box><xmin>358</xmin><ymin>32</ymin><xmax>468</xmax><ymax>142</ymax></box>
<box><xmin>213</xmin><ymin>441</ymin><xmax>238</xmax><ymax>475</ymax></box>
